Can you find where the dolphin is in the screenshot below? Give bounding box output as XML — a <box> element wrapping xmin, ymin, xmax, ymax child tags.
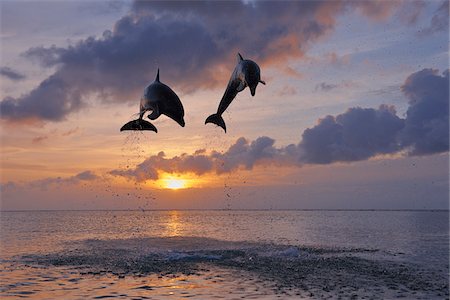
<box><xmin>205</xmin><ymin>53</ymin><xmax>265</xmax><ymax>132</ymax></box>
<box><xmin>120</xmin><ymin>69</ymin><xmax>185</xmax><ymax>133</ymax></box>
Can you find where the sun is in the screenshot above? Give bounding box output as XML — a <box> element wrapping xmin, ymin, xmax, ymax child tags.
<box><xmin>163</xmin><ymin>177</ymin><xmax>187</xmax><ymax>190</ymax></box>
<box><xmin>165</xmin><ymin>178</ymin><xmax>186</xmax><ymax>190</ymax></box>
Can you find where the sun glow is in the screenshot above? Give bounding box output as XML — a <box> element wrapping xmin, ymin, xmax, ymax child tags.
<box><xmin>163</xmin><ymin>176</ymin><xmax>188</xmax><ymax>190</ymax></box>
<box><xmin>156</xmin><ymin>172</ymin><xmax>210</xmax><ymax>190</ymax></box>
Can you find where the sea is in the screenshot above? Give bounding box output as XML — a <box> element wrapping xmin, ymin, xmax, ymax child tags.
<box><xmin>0</xmin><ymin>210</ymin><xmax>448</xmax><ymax>299</ymax></box>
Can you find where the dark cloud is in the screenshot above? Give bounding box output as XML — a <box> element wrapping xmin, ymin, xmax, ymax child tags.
<box><xmin>0</xmin><ymin>75</ymin><xmax>83</xmax><ymax>121</ymax></box>
<box><xmin>111</xmin><ymin>68</ymin><xmax>449</xmax><ymax>180</ymax></box>
<box><xmin>0</xmin><ymin>67</ymin><xmax>26</xmax><ymax>81</ymax></box>
<box><xmin>300</xmin><ymin>68</ymin><xmax>449</xmax><ymax>163</ymax></box>
<box><xmin>1</xmin><ymin>0</ymin><xmax>401</xmax><ymax>123</ymax></box>
<box><xmin>299</xmin><ymin>105</ymin><xmax>405</xmax><ymax>164</ymax></box>
<box><xmin>399</xmin><ymin>69</ymin><xmax>449</xmax><ymax>155</ymax></box>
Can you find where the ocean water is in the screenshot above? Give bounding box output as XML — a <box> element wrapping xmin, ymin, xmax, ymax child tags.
<box><xmin>0</xmin><ymin>210</ymin><xmax>448</xmax><ymax>299</ymax></box>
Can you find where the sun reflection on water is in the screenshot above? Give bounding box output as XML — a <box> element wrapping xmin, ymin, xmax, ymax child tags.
<box><xmin>165</xmin><ymin>211</ymin><xmax>182</xmax><ymax>236</ymax></box>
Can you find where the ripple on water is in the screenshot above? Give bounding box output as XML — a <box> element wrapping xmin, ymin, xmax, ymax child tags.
<box><xmin>1</xmin><ymin>236</ymin><xmax>448</xmax><ymax>299</ymax></box>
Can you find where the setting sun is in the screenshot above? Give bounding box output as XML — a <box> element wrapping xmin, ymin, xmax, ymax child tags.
<box><xmin>163</xmin><ymin>177</ymin><xmax>187</xmax><ymax>190</ymax></box>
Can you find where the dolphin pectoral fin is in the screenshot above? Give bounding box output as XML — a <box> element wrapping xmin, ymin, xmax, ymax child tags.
<box><xmin>259</xmin><ymin>80</ymin><xmax>266</xmax><ymax>85</ymax></box>
<box><xmin>237</xmin><ymin>53</ymin><xmax>243</xmax><ymax>62</ymax></box>
<box><xmin>148</xmin><ymin>105</ymin><xmax>160</xmax><ymax>120</ymax></box>
<box><xmin>120</xmin><ymin>119</ymin><xmax>158</xmax><ymax>132</ymax></box>
<box><xmin>236</xmin><ymin>81</ymin><xmax>246</xmax><ymax>92</ymax></box>
<box><xmin>177</xmin><ymin>118</ymin><xmax>185</xmax><ymax>127</ymax></box>
<box><xmin>205</xmin><ymin>113</ymin><xmax>226</xmax><ymax>133</ymax></box>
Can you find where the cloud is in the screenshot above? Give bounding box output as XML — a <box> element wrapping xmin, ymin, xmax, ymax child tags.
<box><xmin>30</xmin><ymin>127</ymin><xmax>81</xmax><ymax>143</ymax></box>
<box><xmin>300</xmin><ymin>68</ymin><xmax>449</xmax><ymax>163</ymax></box>
<box><xmin>0</xmin><ymin>75</ymin><xmax>84</xmax><ymax>121</ymax></box>
<box><xmin>74</xmin><ymin>170</ymin><xmax>98</xmax><ymax>181</ymax></box>
<box><xmin>32</xmin><ymin>135</ymin><xmax>49</xmax><ymax>144</ymax></box>
<box><xmin>0</xmin><ymin>67</ymin><xmax>26</xmax><ymax>81</ymax></box>
<box><xmin>110</xmin><ymin>136</ymin><xmax>299</xmax><ymax>181</ymax></box>
<box><xmin>0</xmin><ymin>181</ymin><xmax>18</xmax><ymax>193</ymax></box>
<box><xmin>61</xmin><ymin>127</ymin><xmax>81</xmax><ymax>136</ymax></box>
<box><xmin>111</xmin><ymin>68</ymin><xmax>448</xmax><ymax>180</ymax></box>
<box><xmin>298</xmin><ymin>105</ymin><xmax>405</xmax><ymax>164</ymax></box>
<box><xmin>314</xmin><ymin>80</ymin><xmax>357</xmax><ymax>92</ymax></box>
<box><xmin>400</xmin><ymin>69</ymin><xmax>449</xmax><ymax>155</ymax></box>
<box><xmin>1</xmin><ymin>170</ymin><xmax>99</xmax><ymax>192</ymax></box>
<box><xmin>0</xmin><ymin>0</ymin><xmax>402</xmax><ymax>123</ymax></box>
<box><xmin>315</xmin><ymin>82</ymin><xmax>338</xmax><ymax>92</ymax></box>
<box><xmin>30</xmin><ymin>170</ymin><xmax>99</xmax><ymax>189</ymax></box>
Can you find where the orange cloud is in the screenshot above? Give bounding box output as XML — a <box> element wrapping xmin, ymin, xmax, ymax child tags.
<box><xmin>110</xmin><ymin>136</ymin><xmax>300</xmax><ymax>182</ymax></box>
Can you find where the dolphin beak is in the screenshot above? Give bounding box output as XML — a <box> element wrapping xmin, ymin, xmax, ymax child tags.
<box><xmin>250</xmin><ymin>87</ymin><xmax>256</xmax><ymax>97</ymax></box>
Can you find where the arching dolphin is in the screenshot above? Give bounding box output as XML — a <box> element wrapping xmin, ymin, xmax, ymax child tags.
<box><xmin>120</xmin><ymin>69</ymin><xmax>185</xmax><ymax>133</ymax></box>
<box><xmin>205</xmin><ymin>53</ymin><xmax>265</xmax><ymax>132</ymax></box>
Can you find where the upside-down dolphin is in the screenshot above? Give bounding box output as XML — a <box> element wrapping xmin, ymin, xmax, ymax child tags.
<box><xmin>205</xmin><ymin>53</ymin><xmax>265</xmax><ymax>132</ymax></box>
<box><xmin>120</xmin><ymin>69</ymin><xmax>185</xmax><ymax>133</ymax></box>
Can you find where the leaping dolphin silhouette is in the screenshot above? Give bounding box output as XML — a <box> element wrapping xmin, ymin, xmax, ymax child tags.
<box><xmin>205</xmin><ymin>53</ymin><xmax>265</xmax><ymax>133</ymax></box>
<box><xmin>120</xmin><ymin>69</ymin><xmax>185</xmax><ymax>133</ymax></box>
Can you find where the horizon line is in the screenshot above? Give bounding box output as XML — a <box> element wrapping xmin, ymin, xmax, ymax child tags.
<box><xmin>1</xmin><ymin>208</ymin><xmax>448</xmax><ymax>213</ymax></box>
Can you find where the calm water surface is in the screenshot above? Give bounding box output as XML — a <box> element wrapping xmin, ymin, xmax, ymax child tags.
<box><xmin>1</xmin><ymin>210</ymin><xmax>448</xmax><ymax>299</ymax></box>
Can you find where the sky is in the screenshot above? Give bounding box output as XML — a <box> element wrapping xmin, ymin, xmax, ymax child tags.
<box><xmin>0</xmin><ymin>0</ymin><xmax>448</xmax><ymax>210</ymax></box>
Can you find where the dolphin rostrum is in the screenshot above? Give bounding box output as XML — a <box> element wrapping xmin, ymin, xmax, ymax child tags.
<box><xmin>205</xmin><ymin>53</ymin><xmax>265</xmax><ymax>132</ymax></box>
<box><xmin>120</xmin><ymin>69</ymin><xmax>185</xmax><ymax>133</ymax></box>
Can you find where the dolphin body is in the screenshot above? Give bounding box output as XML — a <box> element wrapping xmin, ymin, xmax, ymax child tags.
<box><xmin>205</xmin><ymin>53</ymin><xmax>265</xmax><ymax>133</ymax></box>
<box><xmin>120</xmin><ymin>69</ymin><xmax>185</xmax><ymax>133</ymax></box>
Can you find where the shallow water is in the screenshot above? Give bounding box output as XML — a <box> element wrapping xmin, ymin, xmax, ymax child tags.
<box><xmin>1</xmin><ymin>210</ymin><xmax>448</xmax><ymax>299</ymax></box>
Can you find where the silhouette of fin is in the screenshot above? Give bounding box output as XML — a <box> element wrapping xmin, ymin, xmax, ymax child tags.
<box><xmin>120</xmin><ymin>119</ymin><xmax>158</xmax><ymax>132</ymax></box>
<box><xmin>205</xmin><ymin>113</ymin><xmax>226</xmax><ymax>133</ymax></box>
<box><xmin>155</xmin><ymin>68</ymin><xmax>160</xmax><ymax>82</ymax></box>
<box><xmin>237</xmin><ymin>81</ymin><xmax>246</xmax><ymax>92</ymax></box>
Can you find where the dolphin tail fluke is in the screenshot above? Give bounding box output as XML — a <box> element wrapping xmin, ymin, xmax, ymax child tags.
<box><xmin>120</xmin><ymin>119</ymin><xmax>158</xmax><ymax>132</ymax></box>
<box><xmin>205</xmin><ymin>113</ymin><xmax>226</xmax><ymax>133</ymax></box>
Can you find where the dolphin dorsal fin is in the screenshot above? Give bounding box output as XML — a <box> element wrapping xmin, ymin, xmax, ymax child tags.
<box><xmin>155</xmin><ymin>68</ymin><xmax>160</xmax><ymax>82</ymax></box>
<box><xmin>237</xmin><ymin>53</ymin><xmax>243</xmax><ymax>62</ymax></box>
